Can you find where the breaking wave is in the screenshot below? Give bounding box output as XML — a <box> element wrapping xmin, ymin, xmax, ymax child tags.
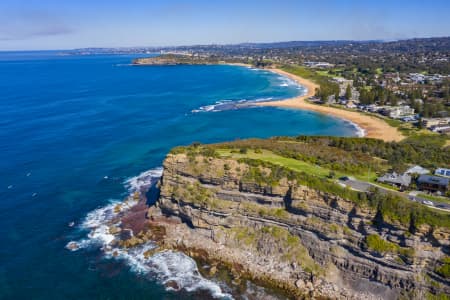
<box><xmin>124</xmin><ymin>167</ymin><xmax>163</xmax><ymax>193</ymax></box>
<box><xmin>191</xmin><ymin>97</ymin><xmax>274</xmax><ymax>113</ymax></box>
<box><xmin>66</xmin><ymin>167</ymin><xmax>232</xmax><ymax>299</ymax></box>
<box><xmin>191</xmin><ymin>73</ymin><xmax>306</xmax><ymax>114</ymax></box>
<box><xmin>348</xmin><ymin>121</ymin><xmax>366</xmax><ymax>137</ymax></box>
<box><xmin>277</xmin><ymin>75</ymin><xmax>298</xmax><ymax>88</ymax></box>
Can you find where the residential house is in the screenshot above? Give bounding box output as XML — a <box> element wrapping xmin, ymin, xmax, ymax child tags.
<box><xmin>326</xmin><ymin>95</ymin><xmax>336</xmax><ymax>104</ymax></box>
<box><xmin>346</xmin><ymin>101</ymin><xmax>357</xmax><ymax>109</ymax></box>
<box><xmin>377</xmin><ymin>172</ymin><xmax>411</xmax><ymax>188</ymax></box>
<box><xmin>422</xmin><ymin>117</ymin><xmax>450</xmax><ymax>129</ymax></box>
<box><xmin>432</xmin><ymin>126</ymin><xmax>450</xmax><ymax>133</ymax></box>
<box><xmin>404</xmin><ymin>165</ymin><xmax>430</xmax><ymax>175</ymax></box>
<box><xmin>417</xmin><ymin>175</ymin><xmax>449</xmax><ymax>194</ymax></box>
<box><xmin>304</xmin><ymin>61</ymin><xmax>334</xmax><ymax>68</ymax></box>
<box><xmin>435</xmin><ymin>168</ymin><xmax>450</xmax><ymax>178</ymax></box>
<box><xmin>332</xmin><ymin>77</ymin><xmax>353</xmax><ymax>97</ymax></box>
<box><xmin>380</xmin><ymin>106</ymin><xmax>415</xmax><ymax>119</ymax></box>
<box><xmin>409</xmin><ymin>73</ymin><xmax>426</xmax><ymax>84</ymax></box>
<box><xmin>351</xmin><ymin>88</ymin><xmax>360</xmax><ymax>101</ymax></box>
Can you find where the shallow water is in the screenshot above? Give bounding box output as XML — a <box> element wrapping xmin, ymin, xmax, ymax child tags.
<box><xmin>0</xmin><ymin>52</ymin><xmax>357</xmax><ymax>299</ymax></box>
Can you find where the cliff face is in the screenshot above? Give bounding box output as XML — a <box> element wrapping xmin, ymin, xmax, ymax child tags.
<box><xmin>153</xmin><ymin>152</ymin><xmax>450</xmax><ymax>299</ymax></box>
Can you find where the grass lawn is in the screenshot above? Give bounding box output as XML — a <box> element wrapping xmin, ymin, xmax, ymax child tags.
<box><xmin>316</xmin><ymin>70</ymin><xmax>337</xmax><ymax>78</ymax></box>
<box><xmin>215</xmin><ymin>149</ymin><xmax>449</xmax><ymax>210</ymax></box>
<box><xmin>216</xmin><ymin>148</ymin><xmax>383</xmax><ymax>182</ymax></box>
<box><xmin>216</xmin><ymin>149</ymin><xmax>340</xmax><ymax>179</ymax></box>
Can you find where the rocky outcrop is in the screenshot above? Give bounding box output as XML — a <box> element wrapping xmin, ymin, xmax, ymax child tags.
<box><xmin>152</xmin><ymin>152</ymin><xmax>450</xmax><ymax>299</ymax></box>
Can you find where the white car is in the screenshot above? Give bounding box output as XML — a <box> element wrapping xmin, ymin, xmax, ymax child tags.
<box><xmin>423</xmin><ymin>200</ymin><xmax>434</xmax><ymax>206</ymax></box>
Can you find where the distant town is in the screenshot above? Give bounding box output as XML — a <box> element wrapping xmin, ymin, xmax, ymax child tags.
<box><xmin>66</xmin><ymin>38</ymin><xmax>450</xmax><ymax>209</ymax></box>
<box><xmin>67</xmin><ymin>37</ymin><xmax>450</xmax><ymax>135</ymax></box>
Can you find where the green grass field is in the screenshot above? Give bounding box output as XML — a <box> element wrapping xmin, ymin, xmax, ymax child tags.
<box><xmin>217</xmin><ymin>148</ymin><xmax>394</xmax><ymax>191</ymax></box>
<box><xmin>216</xmin><ymin>149</ymin><xmax>337</xmax><ymax>178</ymax></box>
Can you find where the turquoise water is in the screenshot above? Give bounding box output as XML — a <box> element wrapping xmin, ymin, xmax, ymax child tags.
<box><xmin>0</xmin><ymin>52</ymin><xmax>357</xmax><ymax>299</ymax></box>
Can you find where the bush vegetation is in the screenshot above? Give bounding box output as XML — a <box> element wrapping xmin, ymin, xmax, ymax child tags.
<box><xmin>280</xmin><ymin>65</ymin><xmax>339</xmax><ymax>101</ymax></box>
<box><xmin>170</xmin><ymin>135</ymin><xmax>450</xmax><ymax>229</ymax></box>
<box><xmin>435</xmin><ymin>257</ymin><xmax>450</xmax><ymax>279</ymax></box>
<box><xmin>365</xmin><ymin>234</ymin><xmax>414</xmax><ymax>258</ymax></box>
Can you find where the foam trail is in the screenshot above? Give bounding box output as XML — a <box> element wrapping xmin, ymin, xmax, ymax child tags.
<box><xmin>191</xmin><ymin>97</ymin><xmax>274</xmax><ymax>113</ymax></box>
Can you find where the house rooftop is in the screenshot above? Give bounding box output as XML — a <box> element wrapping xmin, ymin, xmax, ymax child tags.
<box><xmin>377</xmin><ymin>172</ymin><xmax>411</xmax><ymax>186</ymax></box>
<box><xmin>417</xmin><ymin>175</ymin><xmax>450</xmax><ymax>186</ymax></box>
<box><xmin>404</xmin><ymin>165</ymin><xmax>430</xmax><ymax>175</ymax></box>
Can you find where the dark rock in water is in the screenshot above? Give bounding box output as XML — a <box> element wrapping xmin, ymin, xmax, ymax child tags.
<box><xmin>164</xmin><ymin>280</ymin><xmax>180</xmax><ymax>291</ymax></box>
<box><xmin>119</xmin><ymin>229</ymin><xmax>133</xmax><ymax>240</ymax></box>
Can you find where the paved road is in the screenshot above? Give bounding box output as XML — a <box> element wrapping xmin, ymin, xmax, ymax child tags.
<box><xmin>338</xmin><ymin>178</ymin><xmax>450</xmax><ymax>212</ymax></box>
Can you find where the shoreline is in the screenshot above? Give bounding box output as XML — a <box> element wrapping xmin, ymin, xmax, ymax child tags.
<box><xmin>133</xmin><ymin>58</ymin><xmax>399</xmax><ymax>142</ymax></box>
<box><xmin>254</xmin><ymin>68</ymin><xmax>404</xmax><ymax>142</ymax></box>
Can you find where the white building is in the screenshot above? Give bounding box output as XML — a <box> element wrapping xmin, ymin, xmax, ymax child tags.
<box><xmin>380</xmin><ymin>106</ymin><xmax>415</xmax><ymax>119</ymax></box>
<box><xmin>404</xmin><ymin>165</ymin><xmax>430</xmax><ymax>175</ymax></box>
<box><xmin>422</xmin><ymin>117</ymin><xmax>450</xmax><ymax>129</ymax></box>
<box><xmin>435</xmin><ymin>168</ymin><xmax>450</xmax><ymax>178</ymax></box>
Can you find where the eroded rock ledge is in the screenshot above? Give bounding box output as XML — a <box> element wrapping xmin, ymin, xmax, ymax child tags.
<box><xmin>144</xmin><ymin>151</ymin><xmax>450</xmax><ymax>299</ymax></box>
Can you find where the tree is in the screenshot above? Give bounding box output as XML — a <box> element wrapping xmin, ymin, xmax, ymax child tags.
<box><xmin>417</xmin><ymin>117</ymin><xmax>423</xmax><ymax>129</ymax></box>
<box><xmin>345</xmin><ymin>84</ymin><xmax>352</xmax><ymax>100</ymax></box>
<box><xmin>388</xmin><ymin>92</ymin><xmax>398</xmax><ymax>106</ymax></box>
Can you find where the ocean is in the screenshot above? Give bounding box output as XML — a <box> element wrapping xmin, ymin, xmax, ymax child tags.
<box><xmin>0</xmin><ymin>52</ymin><xmax>358</xmax><ymax>299</ymax></box>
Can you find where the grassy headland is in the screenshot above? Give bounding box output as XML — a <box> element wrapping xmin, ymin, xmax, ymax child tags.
<box><xmin>171</xmin><ymin>135</ymin><xmax>450</xmax><ymax>229</ymax></box>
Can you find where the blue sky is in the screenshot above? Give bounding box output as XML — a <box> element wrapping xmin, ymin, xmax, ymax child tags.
<box><xmin>1</xmin><ymin>0</ymin><xmax>449</xmax><ymax>50</ymax></box>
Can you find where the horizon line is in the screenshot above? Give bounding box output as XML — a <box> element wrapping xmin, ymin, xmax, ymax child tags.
<box><xmin>1</xmin><ymin>35</ymin><xmax>449</xmax><ymax>53</ymax></box>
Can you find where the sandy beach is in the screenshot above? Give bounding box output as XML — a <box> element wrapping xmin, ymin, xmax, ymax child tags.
<box><xmin>257</xmin><ymin>68</ymin><xmax>405</xmax><ymax>142</ymax></box>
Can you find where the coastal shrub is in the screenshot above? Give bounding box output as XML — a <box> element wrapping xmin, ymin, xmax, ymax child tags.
<box><xmin>238</xmin><ymin>156</ymin><xmax>450</xmax><ymax>229</ymax></box>
<box><xmin>365</xmin><ymin>234</ymin><xmax>414</xmax><ymax>259</ymax></box>
<box><xmin>206</xmin><ymin>134</ymin><xmax>449</xmax><ymax>172</ymax></box>
<box><xmin>259</xmin><ymin>226</ymin><xmax>322</xmax><ymax>274</ymax></box>
<box><xmin>230</xmin><ymin>227</ymin><xmax>257</xmax><ymax>247</ymax></box>
<box><xmin>169</xmin><ymin>145</ymin><xmax>219</xmax><ymax>158</ymax></box>
<box><xmin>366</xmin><ymin>234</ymin><xmax>398</xmax><ymax>254</ymax></box>
<box><xmin>435</xmin><ymin>257</ymin><xmax>450</xmax><ymax>278</ymax></box>
<box><xmin>426</xmin><ymin>292</ymin><xmax>450</xmax><ymax>300</ymax></box>
<box><xmin>173</xmin><ymin>136</ymin><xmax>450</xmax><ymax>229</ymax></box>
<box><xmin>280</xmin><ymin>65</ymin><xmax>339</xmax><ymax>100</ymax></box>
<box><xmin>211</xmin><ymin>137</ymin><xmax>387</xmax><ymax>175</ymax></box>
<box><xmin>436</xmin><ymin>264</ymin><xmax>450</xmax><ymax>278</ymax></box>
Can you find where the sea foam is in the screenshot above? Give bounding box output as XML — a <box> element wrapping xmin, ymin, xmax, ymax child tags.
<box><xmin>346</xmin><ymin>121</ymin><xmax>366</xmax><ymax>137</ymax></box>
<box><xmin>66</xmin><ymin>167</ymin><xmax>232</xmax><ymax>299</ymax></box>
<box><xmin>191</xmin><ymin>97</ymin><xmax>274</xmax><ymax>113</ymax></box>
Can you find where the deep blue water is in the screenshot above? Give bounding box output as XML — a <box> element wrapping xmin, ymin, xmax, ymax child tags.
<box><xmin>0</xmin><ymin>52</ymin><xmax>357</xmax><ymax>299</ymax></box>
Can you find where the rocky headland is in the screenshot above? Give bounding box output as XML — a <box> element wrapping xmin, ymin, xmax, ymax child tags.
<box><xmin>132</xmin><ymin>54</ymin><xmax>225</xmax><ymax>66</ymax></box>
<box><xmin>110</xmin><ymin>136</ymin><xmax>450</xmax><ymax>299</ymax></box>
